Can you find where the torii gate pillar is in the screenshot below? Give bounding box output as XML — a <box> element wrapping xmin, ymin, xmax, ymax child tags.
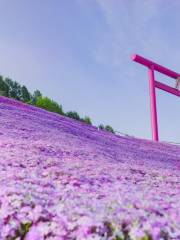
<box><xmin>131</xmin><ymin>54</ymin><xmax>180</xmax><ymax>142</ymax></box>
<box><xmin>148</xmin><ymin>66</ymin><xmax>158</xmax><ymax>141</ymax></box>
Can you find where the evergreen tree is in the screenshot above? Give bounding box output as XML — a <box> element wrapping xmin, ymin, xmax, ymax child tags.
<box><xmin>0</xmin><ymin>76</ymin><xmax>9</xmax><ymax>96</ymax></box>
<box><xmin>5</xmin><ymin>78</ymin><xmax>22</xmax><ymax>100</ymax></box>
<box><xmin>21</xmin><ymin>85</ymin><xmax>31</xmax><ymax>102</ymax></box>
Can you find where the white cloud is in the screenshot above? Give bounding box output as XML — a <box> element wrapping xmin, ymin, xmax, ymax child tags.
<box><xmin>92</xmin><ymin>0</ymin><xmax>174</xmax><ymax>68</ymax></box>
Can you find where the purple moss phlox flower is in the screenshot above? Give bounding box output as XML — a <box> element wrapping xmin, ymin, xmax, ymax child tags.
<box><xmin>0</xmin><ymin>96</ymin><xmax>180</xmax><ymax>239</ymax></box>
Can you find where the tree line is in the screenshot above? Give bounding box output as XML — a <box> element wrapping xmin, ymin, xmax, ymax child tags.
<box><xmin>0</xmin><ymin>76</ymin><xmax>115</xmax><ymax>133</ymax></box>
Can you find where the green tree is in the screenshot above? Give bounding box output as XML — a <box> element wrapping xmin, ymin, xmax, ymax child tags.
<box><xmin>35</xmin><ymin>96</ymin><xmax>64</xmax><ymax>115</ymax></box>
<box><xmin>33</xmin><ymin>89</ymin><xmax>42</xmax><ymax>99</ymax></box>
<box><xmin>0</xmin><ymin>76</ymin><xmax>9</xmax><ymax>96</ymax></box>
<box><xmin>21</xmin><ymin>85</ymin><xmax>31</xmax><ymax>102</ymax></box>
<box><xmin>5</xmin><ymin>78</ymin><xmax>22</xmax><ymax>100</ymax></box>
<box><xmin>66</xmin><ymin>111</ymin><xmax>80</xmax><ymax>121</ymax></box>
<box><xmin>31</xmin><ymin>89</ymin><xmax>42</xmax><ymax>104</ymax></box>
<box><xmin>105</xmin><ymin>125</ymin><xmax>115</xmax><ymax>134</ymax></box>
<box><xmin>82</xmin><ymin>116</ymin><xmax>92</xmax><ymax>125</ymax></box>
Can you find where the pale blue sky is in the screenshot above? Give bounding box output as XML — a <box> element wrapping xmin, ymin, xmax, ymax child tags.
<box><xmin>0</xmin><ymin>0</ymin><xmax>180</xmax><ymax>142</ymax></box>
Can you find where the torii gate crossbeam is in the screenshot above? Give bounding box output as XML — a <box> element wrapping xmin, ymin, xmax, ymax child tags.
<box><xmin>131</xmin><ymin>54</ymin><xmax>180</xmax><ymax>142</ymax></box>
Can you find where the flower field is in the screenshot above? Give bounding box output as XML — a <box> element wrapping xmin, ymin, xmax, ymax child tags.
<box><xmin>0</xmin><ymin>96</ymin><xmax>180</xmax><ymax>239</ymax></box>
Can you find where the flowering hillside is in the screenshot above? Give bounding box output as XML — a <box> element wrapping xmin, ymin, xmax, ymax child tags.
<box><xmin>0</xmin><ymin>96</ymin><xmax>180</xmax><ymax>240</ymax></box>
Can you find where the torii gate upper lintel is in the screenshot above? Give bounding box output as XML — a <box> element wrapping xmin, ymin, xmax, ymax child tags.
<box><xmin>131</xmin><ymin>54</ymin><xmax>180</xmax><ymax>142</ymax></box>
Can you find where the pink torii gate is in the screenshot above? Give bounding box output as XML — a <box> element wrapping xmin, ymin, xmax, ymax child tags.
<box><xmin>131</xmin><ymin>54</ymin><xmax>180</xmax><ymax>142</ymax></box>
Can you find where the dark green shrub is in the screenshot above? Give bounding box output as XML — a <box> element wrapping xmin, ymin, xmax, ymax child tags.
<box><xmin>105</xmin><ymin>125</ymin><xmax>115</xmax><ymax>134</ymax></box>
<box><xmin>82</xmin><ymin>116</ymin><xmax>92</xmax><ymax>125</ymax></box>
<box><xmin>98</xmin><ymin>124</ymin><xmax>115</xmax><ymax>134</ymax></box>
<box><xmin>66</xmin><ymin>111</ymin><xmax>80</xmax><ymax>120</ymax></box>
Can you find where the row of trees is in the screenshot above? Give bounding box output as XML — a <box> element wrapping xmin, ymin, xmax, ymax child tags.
<box><xmin>0</xmin><ymin>76</ymin><xmax>115</xmax><ymax>133</ymax></box>
<box><xmin>0</xmin><ymin>77</ymin><xmax>32</xmax><ymax>102</ymax></box>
